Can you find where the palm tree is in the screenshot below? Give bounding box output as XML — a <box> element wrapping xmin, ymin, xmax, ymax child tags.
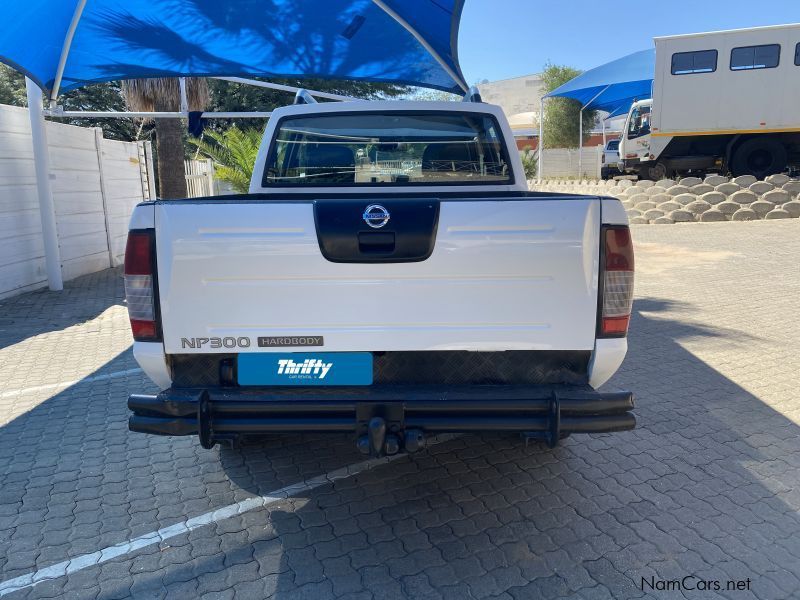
<box><xmin>121</xmin><ymin>78</ymin><xmax>208</xmax><ymax>198</ymax></box>
<box><xmin>190</xmin><ymin>126</ymin><xmax>262</xmax><ymax>194</ymax></box>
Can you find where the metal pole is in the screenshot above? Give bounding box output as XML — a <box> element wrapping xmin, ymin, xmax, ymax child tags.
<box><xmin>579</xmin><ymin>108</ymin><xmax>583</xmax><ymax>178</ymax></box>
<box><xmin>49</xmin><ymin>0</ymin><xmax>88</xmax><ymax>105</ymax></box>
<box><xmin>537</xmin><ymin>97</ymin><xmax>544</xmax><ymax>182</ymax></box>
<box><xmin>602</xmin><ymin>117</ymin><xmax>606</xmax><ymax>147</ymax></box>
<box><xmin>370</xmin><ymin>0</ymin><xmax>469</xmax><ymax>92</ymax></box>
<box><xmin>26</xmin><ymin>78</ymin><xmax>63</xmax><ymax>291</ymax></box>
<box><xmin>44</xmin><ymin>109</ymin><xmax>273</xmax><ymax>119</ymax></box>
<box><xmin>215</xmin><ymin>77</ymin><xmax>356</xmax><ymax>101</ymax></box>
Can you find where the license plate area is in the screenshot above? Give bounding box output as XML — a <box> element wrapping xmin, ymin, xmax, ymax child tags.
<box><xmin>238</xmin><ymin>352</ymin><xmax>373</xmax><ymax>386</ymax></box>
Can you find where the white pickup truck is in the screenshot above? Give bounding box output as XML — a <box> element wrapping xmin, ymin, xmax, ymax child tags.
<box><xmin>125</xmin><ymin>91</ymin><xmax>635</xmax><ymax>454</ymax></box>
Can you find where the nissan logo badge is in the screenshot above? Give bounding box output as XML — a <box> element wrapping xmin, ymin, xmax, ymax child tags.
<box><xmin>362</xmin><ymin>204</ymin><xmax>390</xmax><ymax>229</ymax></box>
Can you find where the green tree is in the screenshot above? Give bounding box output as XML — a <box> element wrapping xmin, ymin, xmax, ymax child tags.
<box><xmin>189</xmin><ymin>126</ymin><xmax>262</xmax><ymax>193</ymax></box>
<box><xmin>541</xmin><ymin>63</ymin><xmax>597</xmax><ymax>149</ymax></box>
<box><xmin>0</xmin><ymin>65</ymin><xmax>26</xmax><ymax>106</ymax></box>
<box><xmin>519</xmin><ymin>146</ymin><xmax>538</xmax><ymax>180</ymax></box>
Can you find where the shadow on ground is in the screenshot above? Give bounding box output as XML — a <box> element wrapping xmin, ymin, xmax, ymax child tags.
<box><xmin>0</xmin><ymin>269</ymin><xmax>125</xmax><ymax>351</ymax></box>
<box><xmin>1</xmin><ymin>296</ymin><xmax>798</xmax><ymax>599</ymax></box>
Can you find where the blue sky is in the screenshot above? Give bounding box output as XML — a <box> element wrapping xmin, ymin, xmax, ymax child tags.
<box><xmin>458</xmin><ymin>0</ymin><xmax>799</xmax><ymax>83</ymax></box>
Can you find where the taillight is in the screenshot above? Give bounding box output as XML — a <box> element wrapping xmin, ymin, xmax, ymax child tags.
<box><xmin>599</xmin><ymin>225</ymin><xmax>634</xmax><ymax>337</ymax></box>
<box><xmin>124</xmin><ymin>230</ymin><xmax>161</xmax><ymax>342</ymax></box>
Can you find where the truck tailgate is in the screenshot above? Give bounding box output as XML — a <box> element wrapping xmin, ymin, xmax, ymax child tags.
<box><xmin>155</xmin><ymin>198</ymin><xmax>600</xmax><ymax>354</ymax></box>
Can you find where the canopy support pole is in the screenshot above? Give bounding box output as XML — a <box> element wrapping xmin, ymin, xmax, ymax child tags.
<box><xmin>579</xmin><ymin>108</ymin><xmax>583</xmax><ymax>178</ymax></box>
<box><xmin>215</xmin><ymin>77</ymin><xmax>355</xmax><ymax>101</ymax></box>
<box><xmin>537</xmin><ymin>97</ymin><xmax>544</xmax><ymax>182</ymax></box>
<box><xmin>602</xmin><ymin>118</ymin><xmax>606</xmax><ymax>147</ymax></box>
<box><xmin>578</xmin><ymin>85</ymin><xmax>610</xmax><ymax>178</ymax></box>
<box><xmin>26</xmin><ymin>78</ymin><xmax>63</xmax><ymax>291</ymax></box>
<box><xmin>49</xmin><ymin>0</ymin><xmax>88</xmax><ymax>106</ymax></box>
<box><xmin>370</xmin><ymin>0</ymin><xmax>468</xmax><ymax>93</ymax></box>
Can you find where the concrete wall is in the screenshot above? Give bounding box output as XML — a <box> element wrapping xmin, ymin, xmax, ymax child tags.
<box><xmin>0</xmin><ymin>104</ymin><xmax>152</xmax><ymax>299</ymax></box>
<box><xmin>538</xmin><ymin>146</ymin><xmax>603</xmax><ymax>179</ymax></box>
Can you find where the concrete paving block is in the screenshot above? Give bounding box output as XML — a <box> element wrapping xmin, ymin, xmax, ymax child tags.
<box><xmin>765</xmin><ymin>208</ymin><xmax>792</xmax><ymax>219</ymax></box>
<box><xmin>626</xmin><ymin>208</ymin><xmax>642</xmax><ymax>218</ymax></box>
<box><xmin>715</xmin><ymin>182</ymin><xmax>741</xmax><ymax>194</ymax></box>
<box><xmin>730</xmin><ymin>190</ymin><xmax>758</xmax><ymax>205</ymax></box>
<box><xmin>673</xmin><ymin>193</ymin><xmax>698</xmax><ymax>206</ymax></box>
<box><xmin>621</xmin><ymin>200</ymin><xmax>634</xmax><ymax>210</ymax></box>
<box><xmin>652</xmin><ymin>216</ymin><xmax>675</xmax><ymax>224</ymax></box>
<box><xmin>732</xmin><ymin>175</ymin><xmax>757</xmax><ymax>187</ymax></box>
<box><xmin>749</xmin><ymin>200</ymin><xmax>776</xmax><ymax>217</ymax></box>
<box><xmin>628</xmin><ymin>215</ymin><xmax>648</xmax><ymax>224</ymax></box>
<box><xmin>699</xmin><ymin>209</ymin><xmax>727</xmax><ymax>222</ymax></box>
<box><xmin>716</xmin><ymin>201</ymin><xmax>741</xmax><ymax>216</ymax></box>
<box><xmin>635</xmin><ymin>180</ymin><xmax>655</xmax><ymax>189</ymax></box>
<box><xmin>678</xmin><ymin>176</ymin><xmax>703</xmax><ymax>187</ymax></box>
<box><xmin>656</xmin><ymin>201</ymin><xmax>681</xmax><ymax>212</ymax></box>
<box><xmin>763</xmin><ymin>190</ymin><xmax>790</xmax><ymax>205</ymax></box>
<box><xmin>704</xmin><ymin>174</ymin><xmax>729</xmax><ymax>186</ymax></box>
<box><xmin>654</xmin><ymin>179</ymin><xmax>675</xmax><ymax>189</ymax></box>
<box><xmin>781</xmin><ymin>181</ymin><xmax>800</xmax><ymax>196</ymax></box>
<box><xmin>617</xmin><ymin>179</ymin><xmax>633</xmax><ymax>189</ymax></box>
<box><xmin>749</xmin><ymin>181</ymin><xmax>775</xmax><ymax>194</ymax></box>
<box><xmin>666</xmin><ymin>185</ymin><xmax>690</xmax><ymax>196</ymax></box>
<box><xmin>731</xmin><ymin>207</ymin><xmax>758</xmax><ymax>221</ymax></box>
<box><xmin>634</xmin><ymin>201</ymin><xmax>657</xmax><ymax>211</ymax></box>
<box><xmin>700</xmin><ymin>191</ymin><xmax>727</xmax><ymax>205</ymax></box>
<box><xmin>667</xmin><ymin>209</ymin><xmax>695</xmax><ymax>222</ymax></box>
<box><xmin>765</xmin><ymin>173</ymin><xmax>791</xmax><ymax>186</ymax></box>
<box><xmin>645</xmin><ymin>186</ymin><xmax>665</xmax><ymax>197</ymax></box>
<box><xmin>685</xmin><ymin>200</ymin><xmax>712</xmax><ymax>215</ymax></box>
<box><xmin>628</xmin><ymin>193</ymin><xmax>650</xmax><ymax>205</ymax></box>
<box><xmin>649</xmin><ymin>193</ymin><xmax>671</xmax><ymax>205</ymax></box>
<box><xmin>781</xmin><ymin>201</ymin><xmax>800</xmax><ymax>217</ymax></box>
<box><xmin>689</xmin><ymin>183</ymin><xmax>714</xmax><ymax>195</ymax></box>
<box><xmin>643</xmin><ymin>209</ymin><xmax>665</xmax><ymax>221</ymax></box>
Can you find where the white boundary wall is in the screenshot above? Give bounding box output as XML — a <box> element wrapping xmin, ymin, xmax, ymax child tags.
<box><xmin>540</xmin><ymin>146</ymin><xmax>602</xmax><ymax>179</ymax></box>
<box><xmin>0</xmin><ymin>104</ymin><xmax>153</xmax><ymax>299</ymax></box>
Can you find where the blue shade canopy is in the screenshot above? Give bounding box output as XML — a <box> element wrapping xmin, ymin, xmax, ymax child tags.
<box><xmin>0</xmin><ymin>0</ymin><xmax>468</xmax><ymax>97</ymax></box>
<box><xmin>545</xmin><ymin>49</ymin><xmax>655</xmax><ymax>117</ymax></box>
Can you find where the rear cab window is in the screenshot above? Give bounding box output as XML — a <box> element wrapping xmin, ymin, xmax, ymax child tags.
<box><xmin>263</xmin><ymin>112</ymin><xmax>512</xmax><ymax>187</ymax></box>
<box><xmin>794</xmin><ymin>42</ymin><xmax>800</xmax><ymax>66</ymax></box>
<box><xmin>671</xmin><ymin>49</ymin><xmax>718</xmax><ymax>75</ymax></box>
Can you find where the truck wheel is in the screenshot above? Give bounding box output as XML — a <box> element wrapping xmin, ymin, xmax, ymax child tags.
<box><xmin>731</xmin><ymin>138</ymin><xmax>787</xmax><ymax>179</ymax></box>
<box><xmin>638</xmin><ymin>162</ymin><xmax>668</xmax><ymax>181</ymax></box>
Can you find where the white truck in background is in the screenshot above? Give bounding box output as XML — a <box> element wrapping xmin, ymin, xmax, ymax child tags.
<box><xmin>620</xmin><ymin>23</ymin><xmax>800</xmax><ymax>180</ymax></box>
<box><xmin>124</xmin><ymin>90</ymin><xmax>635</xmax><ymax>454</ymax></box>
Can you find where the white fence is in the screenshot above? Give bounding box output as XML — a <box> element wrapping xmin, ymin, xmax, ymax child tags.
<box><xmin>540</xmin><ymin>146</ymin><xmax>602</xmax><ymax>179</ymax></box>
<box><xmin>0</xmin><ymin>104</ymin><xmax>154</xmax><ymax>299</ymax></box>
<box><xmin>185</xmin><ymin>158</ymin><xmax>216</xmax><ymax>197</ymax></box>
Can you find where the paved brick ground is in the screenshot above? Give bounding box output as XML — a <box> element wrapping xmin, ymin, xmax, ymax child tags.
<box><xmin>0</xmin><ymin>220</ymin><xmax>799</xmax><ymax>599</ymax></box>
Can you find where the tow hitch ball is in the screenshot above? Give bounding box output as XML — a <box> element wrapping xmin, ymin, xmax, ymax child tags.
<box><xmin>357</xmin><ymin>417</ymin><xmax>425</xmax><ymax>457</ymax></box>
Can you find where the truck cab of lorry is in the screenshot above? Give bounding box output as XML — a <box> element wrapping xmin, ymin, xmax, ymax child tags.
<box><xmin>619</xmin><ymin>99</ymin><xmax>658</xmax><ymax>179</ymax></box>
<box><xmin>124</xmin><ymin>92</ymin><xmax>635</xmax><ymax>454</ymax></box>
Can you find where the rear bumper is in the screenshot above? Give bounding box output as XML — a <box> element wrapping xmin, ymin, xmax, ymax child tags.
<box><xmin>128</xmin><ymin>384</ymin><xmax>635</xmax><ymax>451</ymax></box>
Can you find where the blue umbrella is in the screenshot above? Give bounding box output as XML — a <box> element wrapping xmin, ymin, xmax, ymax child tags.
<box><xmin>1</xmin><ymin>0</ymin><xmax>468</xmax><ymax>102</ymax></box>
